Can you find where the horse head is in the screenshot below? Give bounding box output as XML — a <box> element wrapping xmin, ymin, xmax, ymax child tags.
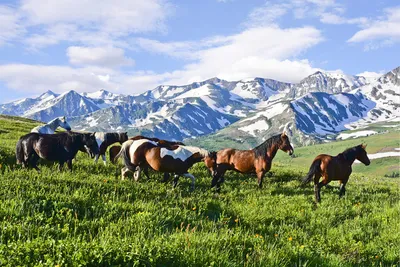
<box><xmin>357</xmin><ymin>144</ymin><xmax>370</xmax><ymax>166</ymax></box>
<box><xmin>82</xmin><ymin>132</ymin><xmax>99</xmax><ymax>157</ymax></box>
<box><xmin>59</xmin><ymin>116</ymin><xmax>72</xmax><ymax>131</ymax></box>
<box><xmin>279</xmin><ymin>132</ymin><xmax>294</xmax><ymax>156</ymax></box>
<box><xmin>204</xmin><ymin>151</ymin><xmax>218</xmax><ymax>177</ymax></box>
<box><xmin>119</xmin><ymin>132</ymin><xmax>129</xmax><ymax>144</ymax></box>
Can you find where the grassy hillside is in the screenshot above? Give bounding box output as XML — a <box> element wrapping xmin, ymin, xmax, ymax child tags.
<box><xmin>0</xmin><ymin>115</ymin><xmax>399</xmax><ymax>266</ymax></box>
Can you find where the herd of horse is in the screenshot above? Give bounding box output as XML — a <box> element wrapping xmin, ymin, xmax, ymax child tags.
<box><xmin>15</xmin><ymin>116</ymin><xmax>371</xmax><ymax>203</ymax></box>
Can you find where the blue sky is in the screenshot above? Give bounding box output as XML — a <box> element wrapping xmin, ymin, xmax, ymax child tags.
<box><xmin>0</xmin><ymin>0</ymin><xmax>399</xmax><ymax>103</ymax></box>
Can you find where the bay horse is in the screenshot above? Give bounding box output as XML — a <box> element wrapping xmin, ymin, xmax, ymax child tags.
<box><xmin>303</xmin><ymin>144</ymin><xmax>370</xmax><ymax>203</ymax></box>
<box><xmin>115</xmin><ymin>139</ymin><xmax>209</xmax><ymax>190</ymax></box>
<box><xmin>31</xmin><ymin>116</ymin><xmax>72</xmax><ymax>134</ymax></box>
<box><xmin>204</xmin><ymin>132</ymin><xmax>294</xmax><ymax>190</ymax></box>
<box><xmin>16</xmin><ymin>131</ymin><xmax>99</xmax><ymax>172</ymax></box>
<box><xmin>94</xmin><ymin>132</ymin><xmax>128</xmax><ymax>165</ymax></box>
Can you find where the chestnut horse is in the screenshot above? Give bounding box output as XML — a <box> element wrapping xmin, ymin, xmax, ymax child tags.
<box><xmin>303</xmin><ymin>144</ymin><xmax>370</xmax><ymax>203</ymax></box>
<box><xmin>204</xmin><ymin>132</ymin><xmax>294</xmax><ymax>190</ymax></box>
<box><xmin>115</xmin><ymin>139</ymin><xmax>209</xmax><ymax>190</ymax></box>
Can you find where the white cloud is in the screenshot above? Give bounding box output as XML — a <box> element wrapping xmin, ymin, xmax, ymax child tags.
<box><xmin>67</xmin><ymin>46</ymin><xmax>134</xmax><ymax>67</ymax></box>
<box><xmin>0</xmin><ymin>25</ymin><xmax>323</xmax><ymax>96</ymax></box>
<box><xmin>245</xmin><ymin>3</ymin><xmax>289</xmax><ymax>27</ymax></box>
<box><xmin>348</xmin><ymin>7</ymin><xmax>400</xmax><ymax>47</ymax></box>
<box><xmin>320</xmin><ymin>12</ymin><xmax>368</xmax><ymax>25</ymax></box>
<box><xmin>0</xmin><ymin>5</ymin><xmax>24</xmax><ymax>45</ymax></box>
<box><xmin>356</xmin><ymin>71</ymin><xmax>385</xmax><ymax>78</ymax></box>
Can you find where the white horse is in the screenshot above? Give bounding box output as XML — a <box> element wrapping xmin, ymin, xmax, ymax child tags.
<box><xmin>31</xmin><ymin>116</ymin><xmax>72</xmax><ymax>134</ymax></box>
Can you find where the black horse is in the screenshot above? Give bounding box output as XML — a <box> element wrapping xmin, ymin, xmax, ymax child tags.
<box><xmin>16</xmin><ymin>131</ymin><xmax>99</xmax><ymax>172</ymax></box>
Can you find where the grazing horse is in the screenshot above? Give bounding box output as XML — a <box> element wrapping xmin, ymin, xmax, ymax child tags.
<box><xmin>303</xmin><ymin>144</ymin><xmax>370</xmax><ymax>203</ymax></box>
<box><xmin>31</xmin><ymin>116</ymin><xmax>72</xmax><ymax>134</ymax></box>
<box><xmin>204</xmin><ymin>132</ymin><xmax>294</xmax><ymax>190</ymax></box>
<box><xmin>115</xmin><ymin>139</ymin><xmax>209</xmax><ymax>190</ymax></box>
<box><xmin>16</xmin><ymin>131</ymin><xmax>99</xmax><ymax>172</ymax></box>
<box><xmin>94</xmin><ymin>132</ymin><xmax>128</xmax><ymax>165</ymax></box>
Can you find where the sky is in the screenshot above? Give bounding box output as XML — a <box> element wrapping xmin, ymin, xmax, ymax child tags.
<box><xmin>0</xmin><ymin>0</ymin><xmax>399</xmax><ymax>103</ymax></box>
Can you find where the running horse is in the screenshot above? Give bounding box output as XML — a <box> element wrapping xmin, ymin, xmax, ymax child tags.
<box><xmin>31</xmin><ymin>116</ymin><xmax>72</xmax><ymax>134</ymax></box>
<box><xmin>302</xmin><ymin>144</ymin><xmax>370</xmax><ymax>203</ymax></box>
<box><xmin>93</xmin><ymin>132</ymin><xmax>128</xmax><ymax>165</ymax></box>
<box><xmin>16</xmin><ymin>131</ymin><xmax>99</xmax><ymax>172</ymax></box>
<box><xmin>204</xmin><ymin>132</ymin><xmax>294</xmax><ymax>190</ymax></box>
<box><xmin>115</xmin><ymin>139</ymin><xmax>210</xmax><ymax>190</ymax></box>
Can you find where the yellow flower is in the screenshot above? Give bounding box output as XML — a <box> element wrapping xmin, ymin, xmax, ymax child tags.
<box><xmin>375</xmin><ymin>255</ymin><xmax>379</xmax><ymax>259</ymax></box>
<box><xmin>288</xmin><ymin>237</ymin><xmax>293</xmax><ymax>241</ymax></box>
<box><xmin>103</xmin><ymin>179</ymin><xmax>107</xmax><ymax>183</ymax></box>
<box><xmin>192</xmin><ymin>207</ymin><xmax>196</xmax><ymax>211</ymax></box>
<box><xmin>255</xmin><ymin>234</ymin><xmax>259</xmax><ymax>238</ymax></box>
<box><xmin>55</xmin><ymin>265</ymin><xmax>60</xmax><ymax>267</ymax></box>
<box><xmin>300</xmin><ymin>245</ymin><xmax>305</xmax><ymax>249</ymax></box>
<box><xmin>259</xmin><ymin>235</ymin><xmax>263</xmax><ymax>239</ymax></box>
<box><xmin>234</xmin><ymin>218</ymin><xmax>239</xmax><ymax>223</ymax></box>
<box><xmin>274</xmin><ymin>234</ymin><xmax>278</xmax><ymax>237</ymax></box>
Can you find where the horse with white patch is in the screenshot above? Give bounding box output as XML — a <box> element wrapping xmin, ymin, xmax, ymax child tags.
<box><xmin>94</xmin><ymin>132</ymin><xmax>128</xmax><ymax>165</ymax></box>
<box><xmin>31</xmin><ymin>116</ymin><xmax>72</xmax><ymax>134</ymax></box>
<box><xmin>115</xmin><ymin>139</ymin><xmax>210</xmax><ymax>190</ymax></box>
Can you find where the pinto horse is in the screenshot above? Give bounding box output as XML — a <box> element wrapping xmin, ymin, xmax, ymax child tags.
<box><xmin>94</xmin><ymin>132</ymin><xmax>128</xmax><ymax>165</ymax></box>
<box><xmin>110</xmin><ymin>135</ymin><xmax>185</xmax><ymax>180</ymax></box>
<box><xmin>16</xmin><ymin>131</ymin><xmax>99</xmax><ymax>172</ymax></box>
<box><xmin>115</xmin><ymin>139</ymin><xmax>209</xmax><ymax>190</ymax></box>
<box><xmin>204</xmin><ymin>132</ymin><xmax>294</xmax><ymax>190</ymax></box>
<box><xmin>303</xmin><ymin>144</ymin><xmax>370</xmax><ymax>203</ymax></box>
<box><xmin>31</xmin><ymin>116</ymin><xmax>72</xmax><ymax>134</ymax></box>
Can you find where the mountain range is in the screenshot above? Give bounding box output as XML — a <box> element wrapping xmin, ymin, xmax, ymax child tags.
<box><xmin>1</xmin><ymin>66</ymin><xmax>399</xmax><ymax>146</ymax></box>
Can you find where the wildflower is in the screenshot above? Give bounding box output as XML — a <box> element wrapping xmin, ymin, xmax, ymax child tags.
<box><xmin>300</xmin><ymin>245</ymin><xmax>305</xmax><ymax>249</ymax></box>
<box><xmin>259</xmin><ymin>235</ymin><xmax>263</xmax><ymax>239</ymax></box>
<box><xmin>288</xmin><ymin>237</ymin><xmax>293</xmax><ymax>241</ymax></box>
<box><xmin>103</xmin><ymin>179</ymin><xmax>107</xmax><ymax>183</ymax></box>
<box><xmin>255</xmin><ymin>234</ymin><xmax>259</xmax><ymax>238</ymax></box>
<box><xmin>274</xmin><ymin>234</ymin><xmax>278</xmax><ymax>237</ymax></box>
<box><xmin>234</xmin><ymin>218</ymin><xmax>239</xmax><ymax>223</ymax></box>
<box><xmin>192</xmin><ymin>207</ymin><xmax>196</xmax><ymax>211</ymax></box>
<box><xmin>375</xmin><ymin>255</ymin><xmax>379</xmax><ymax>259</ymax></box>
<box><xmin>55</xmin><ymin>265</ymin><xmax>60</xmax><ymax>267</ymax></box>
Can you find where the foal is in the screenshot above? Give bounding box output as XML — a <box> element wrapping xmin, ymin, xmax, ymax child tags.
<box><xmin>204</xmin><ymin>132</ymin><xmax>294</xmax><ymax>190</ymax></box>
<box><xmin>303</xmin><ymin>144</ymin><xmax>370</xmax><ymax>202</ymax></box>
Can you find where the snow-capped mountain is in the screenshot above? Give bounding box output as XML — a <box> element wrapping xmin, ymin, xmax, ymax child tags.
<box><xmin>289</xmin><ymin>71</ymin><xmax>368</xmax><ymax>98</ymax></box>
<box><xmin>0</xmin><ymin>66</ymin><xmax>398</xmax><ymax>144</ymax></box>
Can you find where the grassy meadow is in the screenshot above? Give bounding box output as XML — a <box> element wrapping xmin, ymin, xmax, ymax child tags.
<box><xmin>0</xmin><ymin>115</ymin><xmax>399</xmax><ymax>266</ymax></box>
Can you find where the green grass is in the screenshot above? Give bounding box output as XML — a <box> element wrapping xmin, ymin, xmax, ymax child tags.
<box><xmin>0</xmin><ymin>115</ymin><xmax>399</xmax><ymax>266</ymax></box>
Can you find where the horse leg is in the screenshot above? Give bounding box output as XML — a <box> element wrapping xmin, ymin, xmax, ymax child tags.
<box><xmin>183</xmin><ymin>173</ymin><xmax>196</xmax><ymax>191</ymax></box>
<box><xmin>121</xmin><ymin>167</ymin><xmax>130</xmax><ymax>180</ymax></box>
<box><xmin>313</xmin><ymin>174</ymin><xmax>322</xmax><ymax>203</ymax></box>
<box><xmin>339</xmin><ymin>181</ymin><xmax>347</xmax><ymax>198</ymax></box>
<box><xmin>94</xmin><ymin>154</ymin><xmax>99</xmax><ymax>164</ymax></box>
<box><xmin>173</xmin><ymin>174</ymin><xmax>180</xmax><ymax>188</ymax></box>
<box><xmin>162</xmin><ymin>172</ymin><xmax>170</xmax><ymax>183</ymax></box>
<box><xmin>31</xmin><ymin>154</ymin><xmax>40</xmax><ymax>172</ymax></box>
<box><xmin>59</xmin><ymin>162</ymin><xmax>65</xmax><ymax>172</ymax></box>
<box><xmin>133</xmin><ymin>166</ymin><xmax>141</xmax><ymax>182</ymax></box>
<box><xmin>142</xmin><ymin>166</ymin><xmax>151</xmax><ymax>180</ymax></box>
<box><xmin>101</xmin><ymin>154</ymin><xmax>107</xmax><ymax>166</ymax></box>
<box><xmin>67</xmin><ymin>160</ymin><xmax>73</xmax><ymax>172</ymax></box>
<box><xmin>257</xmin><ymin>171</ymin><xmax>266</xmax><ymax>189</ymax></box>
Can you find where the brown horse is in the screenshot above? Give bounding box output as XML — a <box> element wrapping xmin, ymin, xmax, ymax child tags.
<box><xmin>111</xmin><ymin>135</ymin><xmax>185</xmax><ymax>180</ymax></box>
<box><xmin>303</xmin><ymin>144</ymin><xmax>370</xmax><ymax>202</ymax></box>
<box><xmin>115</xmin><ymin>139</ymin><xmax>210</xmax><ymax>190</ymax></box>
<box><xmin>204</xmin><ymin>132</ymin><xmax>294</xmax><ymax>190</ymax></box>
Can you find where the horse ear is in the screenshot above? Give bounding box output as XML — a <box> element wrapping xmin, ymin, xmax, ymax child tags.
<box><xmin>63</xmin><ymin>116</ymin><xmax>66</xmax><ymax>120</ymax></box>
<box><xmin>92</xmin><ymin>132</ymin><xmax>96</xmax><ymax>137</ymax></box>
<box><xmin>281</xmin><ymin>131</ymin><xmax>286</xmax><ymax>137</ymax></box>
<box><xmin>361</xmin><ymin>143</ymin><xmax>367</xmax><ymax>149</ymax></box>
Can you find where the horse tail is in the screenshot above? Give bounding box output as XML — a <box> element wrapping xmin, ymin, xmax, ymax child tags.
<box><xmin>303</xmin><ymin>159</ymin><xmax>321</xmax><ymax>184</ymax></box>
<box><xmin>16</xmin><ymin>138</ymin><xmax>24</xmax><ymax>164</ymax></box>
<box><xmin>115</xmin><ymin>140</ymin><xmax>136</xmax><ymax>171</ymax></box>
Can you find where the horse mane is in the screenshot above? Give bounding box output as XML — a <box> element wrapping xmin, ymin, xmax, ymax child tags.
<box><xmin>182</xmin><ymin>146</ymin><xmax>210</xmax><ymax>158</ymax></box>
<box><xmin>339</xmin><ymin>145</ymin><xmax>361</xmax><ymax>162</ymax></box>
<box><xmin>252</xmin><ymin>134</ymin><xmax>282</xmax><ymax>158</ymax></box>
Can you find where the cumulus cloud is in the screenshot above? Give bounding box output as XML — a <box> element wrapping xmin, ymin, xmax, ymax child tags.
<box><xmin>67</xmin><ymin>46</ymin><xmax>134</xmax><ymax>67</ymax></box>
<box><xmin>348</xmin><ymin>6</ymin><xmax>400</xmax><ymax>48</ymax></box>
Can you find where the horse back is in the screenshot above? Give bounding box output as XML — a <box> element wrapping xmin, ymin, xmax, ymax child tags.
<box><xmin>315</xmin><ymin>154</ymin><xmax>352</xmax><ymax>181</ymax></box>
